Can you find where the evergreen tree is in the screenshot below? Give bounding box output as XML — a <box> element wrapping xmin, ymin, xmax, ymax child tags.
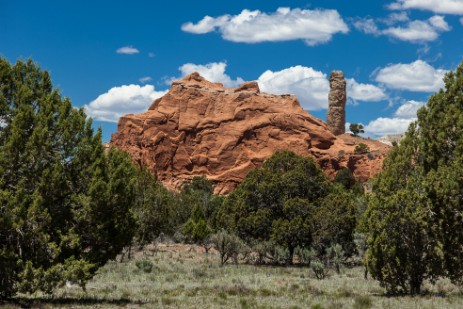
<box><xmin>349</xmin><ymin>123</ymin><xmax>364</xmax><ymax>137</ymax></box>
<box><xmin>270</xmin><ymin>198</ymin><xmax>313</xmax><ymax>264</ymax></box>
<box><xmin>312</xmin><ymin>185</ymin><xmax>358</xmax><ymax>255</ymax></box>
<box><xmin>334</xmin><ymin>168</ymin><xmax>356</xmax><ymax>190</ymax></box>
<box><xmin>364</xmin><ymin>62</ymin><xmax>463</xmax><ymax>294</ymax></box>
<box><xmin>216</xmin><ymin>151</ymin><xmax>330</xmax><ymax>263</ymax></box>
<box><xmin>133</xmin><ymin>166</ymin><xmax>175</xmax><ymax>246</ymax></box>
<box><xmin>0</xmin><ymin>58</ymin><xmax>136</xmax><ymax>297</ymax></box>
<box><xmin>182</xmin><ymin>204</ymin><xmax>213</xmax><ymax>250</ymax></box>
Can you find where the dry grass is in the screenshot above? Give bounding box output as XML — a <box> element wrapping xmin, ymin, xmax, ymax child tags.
<box><xmin>3</xmin><ymin>244</ymin><xmax>463</xmax><ymax>308</ymax></box>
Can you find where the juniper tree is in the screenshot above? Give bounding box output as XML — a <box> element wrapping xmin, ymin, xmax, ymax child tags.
<box><xmin>364</xmin><ymin>62</ymin><xmax>463</xmax><ymax>294</ymax></box>
<box><xmin>0</xmin><ymin>58</ymin><xmax>136</xmax><ymax>298</ymax></box>
<box><xmin>349</xmin><ymin>123</ymin><xmax>364</xmax><ymax>137</ymax></box>
<box><xmin>216</xmin><ymin>151</ymin><xmax>330</xmax><ymax>264</ymax></box>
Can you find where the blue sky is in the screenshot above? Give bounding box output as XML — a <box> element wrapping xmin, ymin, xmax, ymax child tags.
<box><xmin>2</xmin><ymin>0</ymin><xmax>463</xmax><ymax>141</ymax></box>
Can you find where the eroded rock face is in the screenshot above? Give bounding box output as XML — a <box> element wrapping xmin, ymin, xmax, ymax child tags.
<box><xmin>110</xmin><ymin>73</ymin><xmax>389</xmax><ymax>194</ymax></box>
<box><xmin>327</xmin><ymin>71</ymin><xmax>346</xmax><ymax>135</ymax></box>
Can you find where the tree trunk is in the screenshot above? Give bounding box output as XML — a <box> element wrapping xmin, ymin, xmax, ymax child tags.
<box><xmin>410</xmin><ymin>277</ymin><xmax>422</xmax><ymax>295</ymax></box>
<box><xmin>287</xmin><ymin>246</ymin><xmax>294</xmax><ymax>265</ymax></box>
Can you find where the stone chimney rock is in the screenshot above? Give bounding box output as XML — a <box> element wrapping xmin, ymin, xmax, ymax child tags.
<box><xmin>327</xmin><ymin>71</ymin><xmax>346</xmax><ymax>135</ymax></box>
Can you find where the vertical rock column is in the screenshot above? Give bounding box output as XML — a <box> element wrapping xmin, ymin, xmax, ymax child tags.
<box><xmin>327</xmin><ymin>71</ymin><xmax>346</xmax><ymax>135</ymax></box>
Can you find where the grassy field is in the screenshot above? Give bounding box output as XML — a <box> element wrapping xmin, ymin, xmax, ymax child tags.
<box><xmin>3</xmin><ymin>244</ymin><xmax>463</xmax><ymax>309</ymax></box>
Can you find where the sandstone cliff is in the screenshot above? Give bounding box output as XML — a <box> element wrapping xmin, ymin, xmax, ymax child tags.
<box><xmin>110</xmin><ymin>73</ymin><xmax>390</xmax><ymax>194</ymax></box>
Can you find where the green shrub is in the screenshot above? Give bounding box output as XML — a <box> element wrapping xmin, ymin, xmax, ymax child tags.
<box><xmin>327</xmin><ymin>244</ymin><xmax>344</xmax><ymax>274</ymax></box>
<box><xmin>354</xmin><ymin>143</ymin><xmax>370</xmax><ymax>154</ymax></box>
<box><xmin>172</xmin><ymin>231</ymin><xmax>185</xmax><ymax>243</ymax></box>
<box><xmin>354</xmin><ymin>143</ymin><xmax>370</xmax><ymax>153</ymax></box>
<box><xmin>211</xmin><ymin>230</ymin><xmax>244</xmax><ymax>265</ymax></box>
<box><xmin>239</xmin><ymin>243</ymin><xmax>253</xmax><ymax>263</ymax></box>
<box><xmin>353</xmin><ymin>295</ymin><xmax>373</xmax><ymax>309</ymax></box>
<box><xmin>252</xmin><ymin>240</ymin><xmax>275</xmax><ymax>264</ymax></box>
<box><xmin>135</xmin><ymin>259</ymin><xmax>154</xmax><ymax>273</ymax></box>
<box><xmin>273</xmin><ymin>246</ymin><xmax>291</xmax><ymax>265</ymax></box>
<box><xmin>295</xmin><ymin>247</ymin><xmax>316</xmax><ymax>265</ymax></box>
<box><xmin>311</xmin><ymin>260</ymin><xmax>328</xmax><ymax>280</ymax></box>
<box><xmin>191</xmin><ymin>267</ymin><xmax>207</xmax><ymax>279</ymax></box>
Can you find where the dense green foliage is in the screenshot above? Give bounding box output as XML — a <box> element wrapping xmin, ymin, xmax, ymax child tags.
<box><xmin>334</xmin><ymin>168</ymin><xmax>364</xmax><ymax>195</ymax></box>
<box><xmin>132</xmin><ymin>167</ymin><xmax>176</xmax><ymax>246</ymax></box>
<box><xmin>364</xmin><ymin>62</ymin><xmax>463</xmax><ymax>294</ymax></box>
<box><xmin>215</xmin><ymin>151</ymin><xmax>360</xmax><ymax>263</ymax></box>
<box><xmin>313</xmin><ymin>186</ymin><xmax>358</xmax><ymax>255</ymax></box>
<box><xmin>333</xmin><ymin>168</ymin><xmax>356</xmax><ymax>190</ymax></box>
<box><xmin>216</xmin><ymin>152</ymin><xmax>327</xmax><ymax>260</ymax></box>
<box><xmin>182</xmin><ymin>204</ymin><xmax>213</xmax><ymax>248</ymax></box>
<box><xmin>0</xmin><ymin>59</ymin><xmax>136</xmax><ymax>298</ymax></box>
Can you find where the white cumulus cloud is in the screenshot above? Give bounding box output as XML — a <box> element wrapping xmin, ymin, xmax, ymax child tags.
<box><xmin>382</xmin><ymin>15</ymin><xmax>450</xmax><ymax>43</ymax></box>
<box><xmin>375</xmin><ymin>60</ymin><xmax>447</xmax><ymax>92</ymax></box>
<box><xmin>353</xmin><ymin>18</ymin><xmax>380</xmax><ymax>35</ymax></box>
<box><xmin>182</xmin><ymin>7</ymin><xmax>349</xmax><ymax>46</ymax></box>
<box><xmin>347</xmin><ymin>79</ymin><xmax>387</xmax><ymax>102</ymax></box>
<box><xmin>116</xmin><ymin>46</ymin><xmax>140</xmax><ymax>55</ymax></box>
<box><xmin>171</xmin><ymin>62</ymin><xmax>244</xmax><ymax>88</ymax></box>
<box><xmin>381</xmin><ymin>12</ymin><xmax>410</xmax><ymax>25</ymax></box>
<box><xmin>365</xmin><ymin>100</ymin><xmax>425</xmax><ymax>136</ymax></box>
<box><xmin>365</xmin><ymin>117</ymin><xmax>415</xmax><ymax>136</ymax></box>
<box><xmin>256</xmin><ymin>66</ymin><xmax>386</xmax><ymax>110</ymax></box>
<box><xmin>257</xmin><ymin>66</ymin><xmax>330</xmax><ymax>110</ymax></box>
<box><xmin>354</xmin><ymin>15</ymin><xmax>450</xmax><ymax>43</ymax></box>
<box><xmin>388</xmin><ymin>0</ymin><xmax>463</xmax><ymax>15</ymax></box>
<box><xmin>85</xmin><ymin>85</ymin><xmax>167</xmax><ymax>123</ymax></box>
<box><xmin>394</xmin><ymin>100</ymin><xmax>425</xmax><ymax>118</ymax></box>
<box><xmin>428</xmin><ymin>15</ymin><xmax>451</xmax><ymax>30</ymax></box>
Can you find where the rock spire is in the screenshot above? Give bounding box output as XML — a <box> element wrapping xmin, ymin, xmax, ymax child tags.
<box><xmin>327</xmin><ymin>71</ymin><xmax>347</xmax><ymax>135</ymax></box>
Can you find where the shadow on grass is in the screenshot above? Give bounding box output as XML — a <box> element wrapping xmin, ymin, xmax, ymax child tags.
<box><xmin>0</xmin><ymin>296</ymin><xmax>145</xmax><ymax>308</ymax></box>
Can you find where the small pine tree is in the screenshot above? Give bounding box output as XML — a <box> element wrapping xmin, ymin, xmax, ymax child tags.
<box><xmin>182</xmin><ymin>204</ymin><xmax>213</xmax><ymax>251</ymax></box>
<box><xmin>349</xmin><ymin>123</ymin><xmax>365</xmax><ymax>137</ymax></box>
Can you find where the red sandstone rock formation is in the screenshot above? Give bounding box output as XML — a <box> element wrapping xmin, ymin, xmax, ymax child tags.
<box><xmin>110</xmin><ymin>73</ymin><xmax>390</xmax><ymax>194</ymax></box>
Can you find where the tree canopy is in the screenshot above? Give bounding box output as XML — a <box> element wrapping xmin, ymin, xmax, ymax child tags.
<box><xmin>215</xmin><ymin>151</ymin><xmax>359</xmax><ymax>263</ymax></box>
<box><xmin>349</xmin><ymin>123</ymin><xmax>364</xmax><ymax>137</ymax></box>
<box><xmin>364</xmin><ymin>62</ymin><xmax>463</xmax><ymax>294</ymax></box>
<box><xmin>0</xmin><ymin>58</ymin><xmax>136</xmax><ymax>298</ymax></box>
